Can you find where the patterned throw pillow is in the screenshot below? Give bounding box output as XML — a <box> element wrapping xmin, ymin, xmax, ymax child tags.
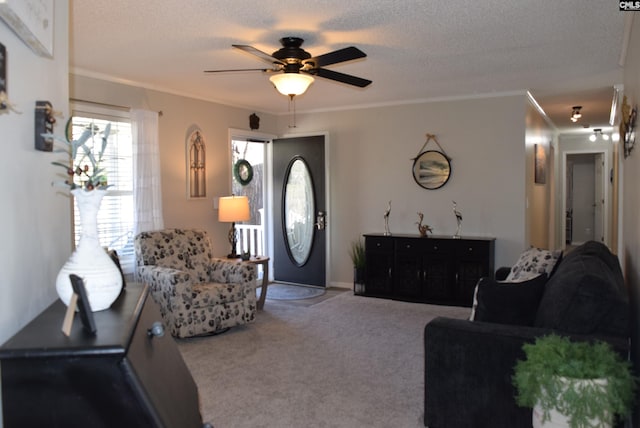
<box><xmin>505</xmin><ymin>247</ymin><xmax>562</xmax><ymax>282</ymax></box>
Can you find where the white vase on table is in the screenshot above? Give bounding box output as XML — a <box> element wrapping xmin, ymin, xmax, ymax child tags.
<box><xmin>55</xmin><ymin>188</ymin><xmax>122</xmax><ymax>312</ymax></box>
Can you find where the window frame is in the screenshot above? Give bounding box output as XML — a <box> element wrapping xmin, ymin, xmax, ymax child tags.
<box><xmin>68</xmin><ymin>102</ymin><xmax>135</xmax><ymax>273</ymax></box>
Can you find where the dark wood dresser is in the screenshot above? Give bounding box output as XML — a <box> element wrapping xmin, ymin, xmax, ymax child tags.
<box><xmin>0</xmin><ymin>284</ymin><xmax>207</xmax><ymax>428</ymax></box>
<box><xmin>361</xmin><ymin>233</ymin><xmax>495</xmax><ymax>307</ymax></box>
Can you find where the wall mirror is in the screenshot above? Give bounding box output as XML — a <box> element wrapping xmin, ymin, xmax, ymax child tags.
<box><xmin>412</xmin><ymin>150</ymin><xmax>451</xmax><ymax>190</ymax></box>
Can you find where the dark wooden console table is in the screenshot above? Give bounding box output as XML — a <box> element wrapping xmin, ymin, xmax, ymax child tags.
<box><xmin>0</xmin><ymin>283</ymin><xmax>208</xmax><ymax>428</ymax></box>
<box><xmin>361</xmin><ymin>234</ymin><xmax>495</xmax><ymax>307</ymax></box>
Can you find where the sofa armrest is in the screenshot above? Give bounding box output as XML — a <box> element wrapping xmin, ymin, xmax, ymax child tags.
<box><xmin>424</xmin><ymin>317</ymin><xmax>629</xmax><ymax>428</ymax></box>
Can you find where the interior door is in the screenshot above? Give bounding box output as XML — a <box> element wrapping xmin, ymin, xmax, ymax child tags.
<box><xmin>272</xmin><ymin>135</ymin><xmax>326</xmax><ymax>287</ymax></box>
<box><xmin>594</xmin><ymin>153</ymin><xmax>604</xmax><ymax>242</ymax></box>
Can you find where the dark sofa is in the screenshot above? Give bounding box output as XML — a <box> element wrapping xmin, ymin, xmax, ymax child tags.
<box><xmin>423</xmin><ymin>241</ymin><xmax>630</xmax><ymax>428</ymax></box>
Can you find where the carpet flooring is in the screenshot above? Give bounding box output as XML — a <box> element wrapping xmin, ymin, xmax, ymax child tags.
<box><xmin>177</xmin><ymin>291</ymin><xmax>470</xmax><ymax>428</ymax></box>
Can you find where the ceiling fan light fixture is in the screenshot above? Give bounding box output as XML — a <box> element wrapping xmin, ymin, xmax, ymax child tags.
<box><xmin>571</xmin><ymin>105</ymin><xmax>582</xmax><ymax>122</ymax></box>
<box><xmin>270</xmin><ymin>73</ymin><xmax>314</xmax><ymax>97</ymax></box>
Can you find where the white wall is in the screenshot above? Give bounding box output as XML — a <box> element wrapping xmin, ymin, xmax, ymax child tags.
<box><xmin>620</xmin><ymin>14</ymin><xmax>640</xmax><ymax>427</ymax></box>
<box><xmin>0</xmin><ymin>2</ymin><xmax>69</xmax><ymax>425</ymax></box>
<box><xmin>525</xmin><ymin>98</ymin><xmax>555</xmax><ymax>250</ymax></box>
<box><xmin>68</xmin><ymin>79</ymin><xmax>534</xmax><ymax>288</ymax></box>
<box><xmin>276</xmin><ymin>94</ymin><xmax>529</xmax><ymax>286</ymax></box>
<box><xmin>70</xmin><ymin>75</ymin><xmax>278</xmax><ymax>259</ymax></box>
<box><xmin>0</xmin><ymin>2</ymin><xmax>70</xmax><ymax>343</ymax></box>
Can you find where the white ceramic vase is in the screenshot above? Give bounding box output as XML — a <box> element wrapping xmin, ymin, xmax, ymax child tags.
<box><xmin>56</xmin><ymin>188</ymin><xmax>123</xmax><ymax>312</ymax></box>
<box><xmin>532</xmin><ymin>377</ymin><xmax>610</xmax><ymax>428</ymax></box>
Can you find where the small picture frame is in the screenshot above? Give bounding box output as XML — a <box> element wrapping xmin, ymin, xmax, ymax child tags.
<box><xmin>69</xmin><ymin>274</ymin><xmax>97</xmax><ymax>334</ymax></box>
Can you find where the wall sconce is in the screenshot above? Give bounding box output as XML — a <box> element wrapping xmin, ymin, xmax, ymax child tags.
<box><xmin>589</xmin><ymin>128</ymin><xmax>610</xmax><ymax>142</ymax></box>
<box><xmin>218</xmin><ymin>195</ymin><xmax>250</xmax><ymax>258</ymax></box>
<box><xmin>35</xmin><ymin>100</ymin><xmax>56</xmax><ymax>151</ymax></box>
<box><xmin>570</xmin><ymin>106</ymin><xmax>582</xmax><ymax>122</ymax></box>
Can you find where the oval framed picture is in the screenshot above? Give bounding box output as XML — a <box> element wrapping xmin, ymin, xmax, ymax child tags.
<box><xmin>412</xmin><ymin>150</ymin><xmax>451</xmax><ymax>190</ymax></box>
<box><xmin>234</xmin><ymin>159</ymin><xmax>254</xmax><ymax>186</ymax></box>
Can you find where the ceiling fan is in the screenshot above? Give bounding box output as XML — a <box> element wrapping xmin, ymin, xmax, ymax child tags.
<box><xmin>204</xmin><ymin>37</ymin><xmax>372</xmax><ymax>96</ymax></box>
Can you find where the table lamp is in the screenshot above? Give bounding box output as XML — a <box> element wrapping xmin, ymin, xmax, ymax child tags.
<box><xmin>218</xmin><ymin>195</ymin><xmax>250</xmax><ymax>258</ymax></box>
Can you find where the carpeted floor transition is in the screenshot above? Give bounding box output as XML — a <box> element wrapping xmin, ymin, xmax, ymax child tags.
<box><xmin>177</xmin><ymin>288</ymin><xmax>471</xmax><ymax>427</ymax></box>
<box><xmin>260</xmin><ymin>283</ymin><xmax>326</xmax><ymax>300</ymax></box>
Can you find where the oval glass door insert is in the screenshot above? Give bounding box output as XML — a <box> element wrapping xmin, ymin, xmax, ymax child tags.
<box><xmin>283</xmin><ymin>157</ymin><xmax>315</xmax><ymax>266</ymax></box>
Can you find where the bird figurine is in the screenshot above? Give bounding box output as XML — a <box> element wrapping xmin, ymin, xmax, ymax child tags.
<box><xmin>416</xmin><ymin>212</ymin><xmax>433</xmax><ymax>237</ymax></box>
<box><xmin>453</xmin><ymin>200</ymin><xmax>462</xmax><ymax>238</ymax></box>
<box><xmin>383</xmin><ymin>200</ymin><xmax>392</xmax><ymax>235</ymax></box>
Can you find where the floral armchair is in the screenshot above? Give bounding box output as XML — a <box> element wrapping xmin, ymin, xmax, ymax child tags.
<box><xmin>134</xmin><ymin>228</ymin><xmax>257</xmax><ymax>338</ymax></box>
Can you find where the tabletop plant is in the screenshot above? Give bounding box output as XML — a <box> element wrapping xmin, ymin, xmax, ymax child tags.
<box><xmin>512</xmin><ymin>334</ymin><xmax>636</xmax><ymax>428</ymax></box>
<box><xmin>349</xmin><ymin>238</ymin><xmax>366</xmax><ymax>293</ymax></box>
<box><xmin>48</xmin><ymin>121</ymin><xmax>112</xmax><ymax>191</ymax></box>
<box><xmin>349</xmin><ymin>238</ymin><xmax>365</xmax><ymax>270</ymax></box>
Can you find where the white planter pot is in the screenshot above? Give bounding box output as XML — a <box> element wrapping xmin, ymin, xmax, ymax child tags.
<box><xmin>532</xmin><ymin>377</ymin><xmax>611</xmax><ymax>428</ymax></box>
<box><xmin>56</xmin><ymin>189</ymin><xmax>123</xmax><ymax>312</ymax></box>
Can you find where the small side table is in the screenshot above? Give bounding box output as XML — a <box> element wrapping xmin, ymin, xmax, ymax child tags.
<box><xmin>248</xmin><ymin>256</ymin><xmax>270</xmax><ymax>310</ymax></box>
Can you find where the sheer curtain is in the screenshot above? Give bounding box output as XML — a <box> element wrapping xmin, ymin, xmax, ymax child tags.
<box><xmin>132</xmin><ymin>109</ymin><xmax>164</xmax><ymax>235</ymax></box>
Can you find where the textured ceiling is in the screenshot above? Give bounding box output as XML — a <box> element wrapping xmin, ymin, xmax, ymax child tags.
<box><xmin>70</xmin><ymin>0</ymin><xmax>627</xmax><ymax>133</ymax></box>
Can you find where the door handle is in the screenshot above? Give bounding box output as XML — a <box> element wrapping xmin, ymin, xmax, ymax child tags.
<box><xmin>315</xmin><ymin>211</ymin><xmax>326</xmax><ymax>230</ymax></box>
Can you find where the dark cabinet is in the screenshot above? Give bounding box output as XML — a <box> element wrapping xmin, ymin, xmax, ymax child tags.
<box><xmin>0</xmin><ymin>284</ymin><xmax>207</xmax><ymax>428</ymax></box>
<box><xmin>363</xmin><ymin>236</ymin><xmax>394</xmax><ymax>297</ymax></box>
<box><xmin>362</xmin><ymin>234</ymin><xmax>495</xmax><ymax>307</ymax></box>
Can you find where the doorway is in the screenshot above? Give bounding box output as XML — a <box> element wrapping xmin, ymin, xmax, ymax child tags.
<box><xmin>563</xmin><ymin>151</ymin><xmax>607</xmax><ymax>246</ymax></box>
<box><xmin>229</xmin><ymin>128</ymin><xmax>276</xmax><ymax>282</ymax></box>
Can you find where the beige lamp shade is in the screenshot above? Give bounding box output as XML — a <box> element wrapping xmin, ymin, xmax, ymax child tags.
<box><xmin>269</xmin><ymin>73</ymin><xmax>314</xmax><ymax>96</ymax></box>
<box><xmin>218</xmin><ymin>195</ymin><xmax>250</xmax><ymax>222</ymax></box>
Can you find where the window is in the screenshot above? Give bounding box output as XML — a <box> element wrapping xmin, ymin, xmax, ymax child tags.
<box><xmin>69</xmin><ymin>106</ymin><xmax>135</xmax><ymax>273</ymax></box>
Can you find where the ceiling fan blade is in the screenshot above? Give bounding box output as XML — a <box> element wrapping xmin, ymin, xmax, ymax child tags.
<box><xmin>232</xmin><ymin>44</ymin><xmax>284</xmax><ymax>65</ymax></box>
<box><xmin>308</xmin><ymin>68</ymin><xmax>372</xmax><ymax>88</ymax></box>
<box><xmin>307</xmin><ymin>46</ymin><xmax>366</xmax><ymax>68</ymax></box>
<box><xmin>204</xmin><ymin>68</ymin><xmax>271</xmax><ymax>73</ymax></box>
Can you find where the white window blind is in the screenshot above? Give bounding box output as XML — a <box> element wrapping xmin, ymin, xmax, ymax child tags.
<box><xmin>68</xmin><ymin>111</ymin><xmax>135</xmax><ymax>274</ymax></box>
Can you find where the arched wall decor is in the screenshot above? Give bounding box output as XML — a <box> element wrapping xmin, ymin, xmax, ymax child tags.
<box><xmin>186</xmin><ymin>127</ymin><xmax>206</xmax><ymax>198</ymax></box>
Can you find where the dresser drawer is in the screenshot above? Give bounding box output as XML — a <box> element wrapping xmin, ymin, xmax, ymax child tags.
<box><xmin>457</xmin><ymin>240</ymin><xmax>491</xmax><ymax>259</ymax></box>
<box><xmin>396</xmin><ymin>238</ymin><xmax>452</xmax><ymax>254</ymax></box>
<box><xmin>366</xmin><ymin>236</ymin><xmax>394</xmax><ymax>252</ymax></box>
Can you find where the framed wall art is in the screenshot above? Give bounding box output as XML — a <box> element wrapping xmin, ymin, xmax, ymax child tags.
<box><xmin>0</xmin><ymin>0</ymin><xmax>54</xmax><ymax>57</ymax></box>
<box><xmin>186</xmin><ymin>126</ymin><xmax>207</xmax><ymax>198</ymax></box>
<box><xmin>411</xmin><ymin>133</ymin><xmax>452</xmax><ymax>190</ymax></box>
<box><xmin>534</xmin><ymin>143</ymin><xmax>547</xmax><ymax>184</ymax></box>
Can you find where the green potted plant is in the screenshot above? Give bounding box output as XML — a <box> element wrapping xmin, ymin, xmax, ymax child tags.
<box><xmin>349</xmin><ymin>238</ymin><xmax>365</xmax><ymax>294</ymax></box>
<box><xmin>512</xmin><ymin>334</ymin><xmax>636</xmax><ymax>428</ymax></box>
